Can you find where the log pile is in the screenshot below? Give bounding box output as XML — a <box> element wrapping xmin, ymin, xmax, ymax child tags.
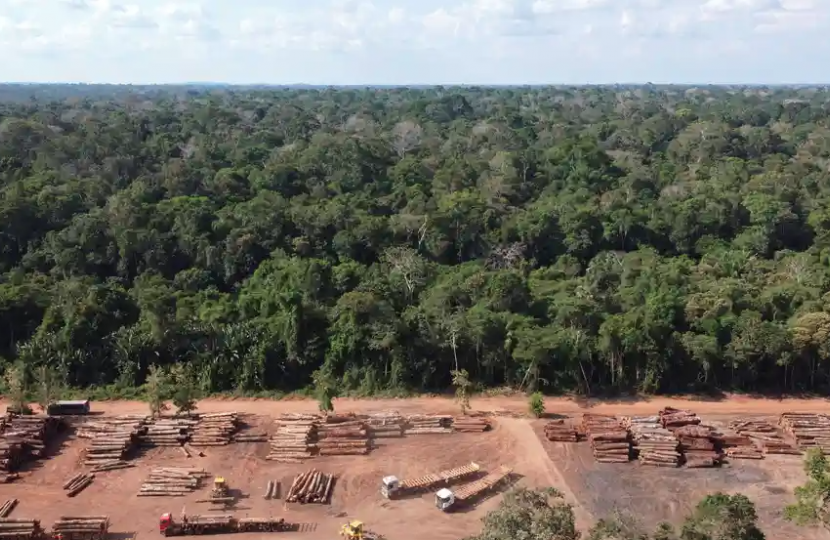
<box><xmin>52</xmin><ymin>516</ymin><xmax>109</xmax><ymax>537</ymax></box>
<box><xmin>583</xmin><ymin>414</ymin><xmax>630</xmax><ymax>463</ymax></box>
<box><xmin>316</xmin><ymin>421</ymin><xmax>370</xmax><ymax>456</ymax></box>
<box><xmin>0</xmin><ymin>499</ymin><xmax>18</xmax><ymax>518</ymax></box>
<box><xmin>625</xmin><ymin>416</ymin><xmax>680</xmax><ymax>467</ymax></box>
<box><xmin>266</xmin><ymin>415</ymin><xmax>317</xmax><ymax>463</ymax></box>
<box><xmin>779</xmin><ymin>413</ymin><xmax>830</xmax><ymax>452</ymax></box>
<box><xmin>0</xmin><ymin>415</ymin><xmax>64</xmax><ymax>470</ymax></box>
<box><xmin>405</xmin><ymin>415</ymin><xmax>453</xmax><ymax>435</ymax></box>
<box><xmin>139</xmin><ymin>417</ymin><xmax>195</xmax><ymax>447</ymax></box>
<box><xmin>452</xmin><ymin>417</ymin><xmax>492</xmax><ymax>433</ymax></box>
<box><xmin>78</xmin><ymin>416</ymin><xmax>143</xmax><ymax>472</ymax></box>
<box><xmin>730</xmin><ymin>419</ymin><xmax>800</xmax><ymax>455</ymax></box>
<box><xmin>63</xmin><ymin>472</ymin><xmax>95</xmax><ymax>497</ymax></box>
<box><xmin>710</xmin><ymin>426</ymin><xmax>763</xmax><ymax>460</ymax></box>
<box><xmin>673</xmin><ymin>425</ymin><xmax>720</xmax><ymax>467</ymax></box>
<box><xmin>365</xmin><ymin>411</ymin><xmax>404</xmax><ymax>439</ymax></box>
<box><xmin>285</xmin><ymin>469</ymin><xmax>335</xmax><ymax>504</ymax></box>
<box><xmin>190</xmin><ymin>413</ymin><xmax>239</xmax><ymax>447</ymax></box>
<box><xmin>137</xmin><ymin>467</ymin><xmax>209</xmax><ymax>497</ymax></box>
<box><xmin>659</xmin><ymin>407</ymin><xmax>701</xmax><ymax>430</ymax></box>
<box><xmin>544</xmin><ymin>420</ymin><xmax>578</xmax><ymax>442</ymax></box>
<box><xmin>0</xmin><ymin>518</ymin><xmax>42</xmax><ymax>538</ymax></box>
<box><xmin>264</xmin><ymin>480</ymin><xmax>281</xmax><ymax>499</ymax></box>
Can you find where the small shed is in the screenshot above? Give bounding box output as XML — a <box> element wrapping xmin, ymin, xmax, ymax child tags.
<box><xmin>47</xmin><ymin>400</ymin><xmax>91</xmax><ymax>415</ymax></box>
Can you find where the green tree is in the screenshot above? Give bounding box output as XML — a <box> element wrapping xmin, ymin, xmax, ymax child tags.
<box><xmin>145</xmin><ymin>365</ymin><xmax>170</xmax><ymax>417</ymax></box>
<box><xmin>784</xmin><ymin>448</ymin><xmax>830</xmax><ymax>527</ymax></box>
<box><xmin>529</xmin><ymin>391</ymin><xmax>545</xmax><ymax>418</ymax></box>
<box><xmin>168</xmin><ymin>364</ymin><xmax>198</xmax><ymax>415</ymax></box>
<box><xmin>34</xmin><ymin>364</ymin><xmax>65</xmax><ymax>413</ymax></box>
<box><xmin>464</xmin><ymin>487</ymin><xmax>580</xmax><ymax>540</ymax></box>
<box><xmin>451</xmin><ymin>369</ymin><xmax>472</xmax><ymax>414</ymax></box>
<box><xmin>312</xmin><ymin>369</ymin><xmax>338</xmax><ymax>414</ymax></box>
<box><xmin>680</xmin><ymin>493</ymin><xmax>765</xmax><ymax>540</ymax></box>
<box><xmin>3</xmin><ymin>363</ymin><xmax>29</xmax><ymax>414</ymax></box>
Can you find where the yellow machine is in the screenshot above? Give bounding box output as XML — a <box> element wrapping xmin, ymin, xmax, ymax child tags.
<box><xmin>212</xmin><ymin>477</ymin><xmax>228</xmax><ymax>498</ymax></box>
<box><xmin>340</xmin><ymin>520</ymin><xmax>381</xmax><ymax>540</ymax></box>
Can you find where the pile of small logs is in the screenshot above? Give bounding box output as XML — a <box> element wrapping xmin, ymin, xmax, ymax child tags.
<box><xmin>52</xmin><ymin>516</ymin><xmax>109</xmax><ymax>538</ymax></box>
<box><xmin>452</xmin><ymin>417</ymin><xmax>492</xmax><ymax>433</ymax></box>
<box><xmin>710</xmin><ymin>426</ymin><xmax>763</xmax><ymax>459</ymax></box>
<box><xmin>730</xmin><ymin>419</ymin><xmax>800</xmax><ymax>455</ymax></box>
<box><xmin>779</xmin><ymin>413</ymin><xmax>830</xmax><ymax>452</ymax></box>
<box><xmin>659</xmin><ymin>407</ymin><xmax>701</xmax><ymax>430</ymax></box>
<box><xmin>137</xmin><ymin>467</ymin><xmax>209</xmax><ymax>497</ymax></box>
<box><xmin>317</xmin><ymin>421</ymin><xmax>370</xmax><ymax>456</ymax></box>
<box><xmin>190</xmin><ymin>413</ymin><xmax>239</xmax><ymax>447</ymax></box>
<box><xmin>264</xmin><ymin>479</ymin><xmax>281</xmax><ymax>499</ymax></box>
<box><xmin>365</xmin><ymin>411</ymin><xmax>404</xmax><ymax>439</ymax></box>
<box><xmin>405</xmin><ymin>415</ymin><xmax>453</xmax><ymax>434</ymax></box>
<box><xmin>266</xmin><ymin>415</ymin><xmax>317</xmax><ymax>462</ymax></box>
<box><xmin>0</xmin><ymin>499</ymin><xmax>18</xmax><ymax>518</ymax></box>
<box><xmin>544</xmin><ymin>420</ymin><xmax>578</xmax><ymax>442</ymax></box>
<box><xmin>63</xmin><ymin>472</ymin><xmax>95</xmax><ymax>497</ymax></box>
<box><xmin>76</xmin><ymin>416</ymin><xmax>148</xmax><ymax>439</ymax></box>
<box><xmin>0</xmin><ymin>518</ymin><xmax>42</xmax><ymax>537</ymax></box>
<box><xmin>0</xmin><ymin>441</ymin><xmax>26</xmax><ymax>473</ymax></box>
<box><xmin>626</xmin><ymin>416</ymin><xmax>680</xmax><ymax>467</ymax></box>
<box><xmin>583</xmin><ymin>414</ymin><xmax>630</xmax><ymax>463</ymax></box>
<box><xmin>83</xmin><ymin>429</ymin><xmax>136</xmax><ymax>471</ymax></box>
<box><xmin>0</xmin><ymin>415</ymin><xmax>65</xmax><ymax>470</ymax></box>
<box><xmin>285</xmin><ymin>469</ymin><xmax>335</xmax><ymax>504</ymax></box>
<box><xmin>674</xmin><ymin>425</ymin><xmax>721</xmax><ymax>467</ymax></box>
<box><xmin>139</xmin><ymin>417</ymin><xmax>195</xmax><ymax>447</ymax></box>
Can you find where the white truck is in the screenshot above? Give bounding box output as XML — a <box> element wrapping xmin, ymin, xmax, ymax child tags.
<box><xmin>434</xmin><ymin>466</ymin><xmax>512</xmax><ymax>511</ymax></box>
<box><xmin>380</xmin><ymin>462</ymin><xmax>480</xmax><ymax>499</ymax></box>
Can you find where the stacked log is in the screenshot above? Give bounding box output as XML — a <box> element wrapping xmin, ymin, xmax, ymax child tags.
<box><xmin>63</xmin><ymin>473</ymin><xmax>94</xmax><ymax>497</ymax></box>
<box><xmin>583</xmin><ymin>414</ymin><xmax>630</xmax><ymax>463</ymax></box>
<box><xmin>0</xmin><ymin>518</ymin><xmax>42</xmax><ymax>537</ymax></box>
<box><xmin>139</xmin><ymin>417</ymin><xmax>195</xmax><ymax>447</ymax></box>
<box><xmin>779</xmin><ymin>413</ymin><xmax>830</xmax><ymax>452</ymax></box>
<box><xmin>730</xmin><ymin>419</ymin><xmax>800</xmax><ymax>455</ymax></box>
<box><xmin>452</xmin><ymin>417</ymin><xmax>492</xmax><ymax>433</ymax></box>
<box><xmin>266</xmin><ymin>416</ymin><xmax>316</xmax><ymax>463</ymax></box>
<box><xmin>405</xmin><ymin>415</ymin><xmax>453</xmax><ymax>435</ymax></box>
<box><xmin>365</xmin><ymin>411</ymin><xmax>404</xmax><ymax>439</ymax></box>
<box><xmin>285</xmin><ymin>469</ymin><xmax>335</xmax><ymax>504</ymax></box>
<box><xmin>673</xmin><ymin>425</ymin><xmax>721</xmax><ymax>468</ymax></box>
<box><xmin>0</xmin><ymin>500</ymin><xmax>18</xmax><ymax>518</ymax></box>
<box><xmin>710</xmin><ymin>426</ymin><xmax>764</xmax><ymax>460</ymax></box>
<box><xmin>76</xmin><ymin>416</ymin><xmax>148</xmax><ymax>439</ymax></box>
<box><xmin>0</xmin><ymin>441</ymin><xmax>26</xmax><ymax>473</ymax></box>
<box><xmin>543</xmin><ymin>420</ymin><xmax>578</xmax><ymax>442</ymax></box>
<box><xmin>190</xmin><ymin>413</ymin><xmax>239</xmax><ymax>447</ymax></box>
<box><xmin>82</xmin><ymin>420</ymin><xmax>137</xmax><ymax>471</ymax></box>
<box><xmin>52</xmin><ymin>516</ymin><xmax>109</xmax><ymax>537</ymax></box>
<box><xmin>659</xmin><ymin>407</ymin><xmax>701</xmax><ymax>430</ymax></box>
<box><xmin>137</xmin><ymin>467</ymin><xmax>208</xmax><ymax>497</ymax></box>
<box><xmin>0</xmin><ymin>415</ymin><xmax>64</xmax><ymax>468</ymax></box>
<box><xmin>316</xmin><ymin>421</ymin><xmax>370</xmax><ymax>456</ymax></box>
<box><xmin>626</xmin><ymin>416</ymin><xmax>680</xmax><ymax>467</ymax></box>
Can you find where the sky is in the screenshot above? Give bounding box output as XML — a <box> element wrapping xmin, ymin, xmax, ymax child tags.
<box><xmin>0</xmin><ymin>0</ymin><xmax>826</xmax><ymax>84</ymax></box>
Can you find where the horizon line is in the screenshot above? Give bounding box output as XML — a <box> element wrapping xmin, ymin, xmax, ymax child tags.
<box><xmin>1</xmin><ymin>82</ymin><xmax>830</xmax><ymax>88</ymax></box>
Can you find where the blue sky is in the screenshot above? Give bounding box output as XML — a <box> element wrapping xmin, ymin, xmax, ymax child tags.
<box><xmin>0</xmin><ymin>0</ymin><xmax>826</xmax><ymax>84</ymax></box>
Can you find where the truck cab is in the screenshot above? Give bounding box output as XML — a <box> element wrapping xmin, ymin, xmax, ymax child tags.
<box><xmin>380</xmin><ymin>476</ymin><xmax>400</xmax><ymax>499</ymax></box>
<box><xmin>159</xmin><ymin>513</ymin><xmax>173</xmax><ymax>536</ymax></box>
<box><xmin>434</xmin><ymin>488</ymin><xmax>455</xmax><ymax>511</ymax></box>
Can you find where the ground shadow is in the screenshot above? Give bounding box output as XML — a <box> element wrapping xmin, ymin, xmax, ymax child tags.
<box><xmin>540</xmin><ymin>412</ymin><xmax>569</xmax><ymax>420</ymax></box>
<box><xmin>17</xmin><ymin>422</ymin><xmax>75</xmax><ymax>474</ymax></box>
<box><xmin>109</xmin><ymin>532</ymin><xmax>137</xmax><ymax>540</ymax></box>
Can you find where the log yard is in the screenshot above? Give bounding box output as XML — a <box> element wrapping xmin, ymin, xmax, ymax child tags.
<box><xmin>0</xmin><ymin>395</ymin><xmax>828</xmax><ymax>540</ymax></box>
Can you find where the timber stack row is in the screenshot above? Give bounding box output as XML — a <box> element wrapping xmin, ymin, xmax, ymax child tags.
<box><xmin>779</xmin><ymin>413</ymin><xmax>830</xmax><ymax>451</ymax></box>
<box><xmin>62</xmin><ymin>472</ymin><xmax>94</xmax><ymax>497</ymax></box>
<box><xmin>285</xmin><ymin>469</ymin><xmax>335</xmax><ymax>504</ymax></box>
<box><xmin>266</xmin><ymin>414</ymin><xmax>317</xmax><ymax>463</ymax></box>
<box><xmin>659</xmin><ymin>407</ymin><xmax>701</xmax><ymax>430</ymax></box>
<box><xmin>673</xmin><ymin>425</ymin><xmax>721</xmax><ymax>467</ymax></box>
<box><xmin>52</xmin><ymin>516</ymin><xmax>109</xmax><ymax>538</ymax></box>
<box><xmin>452</xmin><ymin>416</ymin><xmax>491</xmax><ymax>433</ymax></box>
<box><xmin>0</xmin><ymin>518</ymin><xmax>42</xmax><ymax>537</ymax></box>
<box><xmin>405</xmin><ymin>415</ymin><xmax>453</xmax><ymax>435</ymax></box>
<box><xmin>711</xmin><ymin>425</ymin><xmax>763</xmax><ymax>460</ymax></box>
<box><xmin>730</xmin><ymin>419</ymin><xmax>800</xmax><ymax>455</ymax></box>
<box><xmin>0</xmin><ymin>415</ymin><xmax>64</xmax><ymax>473</ymax></box>
<box><xmin>317</xmin><ymin>419</ymin><xmax>369</xmax><ymax>456</ymax></box>
<box><xmin>77</xmin><ymin>416</ymin><xmax>143</xmax><ymax>472</ymax></box>
<box><xmin>544</xmin><ymin>420</ymin><xmax>578</xmax><ymax>442</ymax></box>
<box><xmin>583</xmin><ymin>414</ymin><xmax>630</xmax><ymax>463</ymax></box>
<box><xmin>139</xmin><ymin>417</ymin><xmax>195</xmax><ymax>447</ymax></box>
<box><xmin>137</xmin><ymin>467</ymin><xmax>209</xmax><ymax>497</ymax></box>
<box><xmin>190</xmin><ymin>413</ymin><xmax>239</xmax><ymax>447</ymax></box>
<box><xmin>624</xmin><ymin>416</ymin><xmax>680</xmax><ymax>467</ymax></box>
<box><xmin>365</xmin><ymin>411</ymin><xmax>404</xmax><ymax>439</ymax></box>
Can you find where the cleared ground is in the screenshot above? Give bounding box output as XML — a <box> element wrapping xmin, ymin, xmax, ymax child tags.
<box><xmin>2</xmin><ymin>395</ymin><xmax>830</xmax><ymax>540</ymax></box>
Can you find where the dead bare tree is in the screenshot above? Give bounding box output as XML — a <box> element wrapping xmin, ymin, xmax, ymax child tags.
<box><xmin>381</xmin><ymin>246</ymin><xmax>427</xmax><ymax>301</ymax></box>
<box><xmin>487</xmin><ymin>242</ymin><xmax>526</xmax><ymax>270</ymax></box>
<box><xmin>390</xmin><ymin>120</ymin><xmax>423</xmax><ymax>157</ymax></box>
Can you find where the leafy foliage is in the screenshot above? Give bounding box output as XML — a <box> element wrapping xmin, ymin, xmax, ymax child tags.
<box><xmin>464</xmin><ymin>487</ymin><xmax>580</xmax><ymax>540</ymax></box>
<box><xmin>529</xmin><ymin>391</ymin><xmax>545</xmax><ymax>418</ymax></box>
<box><xmin>3</xmin><ymin>363</ymin><xmax>29</xmax><ymax>413</ymax></box>
<box><xmin>785</xmin><ymin>448</ymin><xmax>830</xmax><ymax>526</ymax></box>
<box><xmin>680</xmin><ymin>493</ymin><xmax>765</xmax><ymax>540</ymax></box>
<box><xmin>145</xmin><ymin>365</ymin><xmax>169</xmax><ymax>417</ymax></box>
<box><xmin>2</xmin><ymin>84</ymin><xmax>830</xmax><ymax>395</ymax></box>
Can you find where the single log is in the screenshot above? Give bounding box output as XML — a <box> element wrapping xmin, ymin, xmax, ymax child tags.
<box><xmin>67</xmin><ymin>475</ymin><xmax>94</xmax><ymax>497</ymax></box>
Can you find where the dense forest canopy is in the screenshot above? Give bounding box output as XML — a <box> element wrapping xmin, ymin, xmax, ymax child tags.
<box><xmin>2</xmin><ymin>83</ymin><xmax>830</xmax><ymax>396</ymax></box>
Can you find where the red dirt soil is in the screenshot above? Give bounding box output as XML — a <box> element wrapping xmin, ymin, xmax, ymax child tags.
<box><xmin>1</xmin><ymin>395</ymin><xmax>829</xmax><ymax>540</ymax></box>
